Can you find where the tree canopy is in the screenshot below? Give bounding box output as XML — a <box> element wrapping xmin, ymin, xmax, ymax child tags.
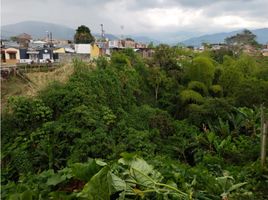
<box><xmin>225</xmin><ymin>29</ymin><xmax>259</xmax><ymax>46</ymax></box>
<box><xmin>74</xmin><ymin>25</ymin><xmax>95</xmax><ymax>44</ymax></box>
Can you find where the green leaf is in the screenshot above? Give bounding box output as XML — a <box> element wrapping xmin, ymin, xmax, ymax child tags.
<box><xmin>207</xmin><ymin>132</ymin><xmax>215</xmax><ymax>144</ymax></box>
<box><xmin>107</xmin><ymin>172</ymin><xmax>126</xmax><ymax>193</ymax></box>
<box><xmin>78</xmin><ymin>165</ymin><xmax>127</xmax><ymax>200</ymax></box>
<box><xmin>20</xmin><ymin>190</ymin><xmax>33</xmax><ymax>200</ymax></box>
<box><xmin>46</xmin><ymin>174</ymin><xmax>66</xmax><ymax>186</ymax></box>
<box><xmin>71</xmin><ymin>159</ymin><xmax>106</xmax><ymax>181</ymax></box>
<box><xmin>227</xmin><ymin>182</ymin><xmax>247</xmax><ymax>193</ymax></box>
<box><xmin>130</xmin><ymin>167</ymin><xmax>155</xmax><ymax>188</ymax></box>
<box><xmin>79</xmin><ymin>166</ymin><xmax>110</xmax><ymax>200</ymax></box>
<box><xmin>118</xmin><ymin>156</ymin><xmax>162</xmax><ymax>181</ymax></box>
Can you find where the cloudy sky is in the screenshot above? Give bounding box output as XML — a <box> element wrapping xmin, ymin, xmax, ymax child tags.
<box><xmin>2</xmin><ymin>0</ymin><xmax>268</xmax><ymax>40</ymax></box>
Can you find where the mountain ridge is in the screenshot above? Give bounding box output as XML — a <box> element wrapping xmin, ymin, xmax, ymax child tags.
<box><xmin>0</xmin><ymin>21</ymin><xmax>158</xmax><ymax>44</ymax></box>
<box><xmin>1</xmin><ymin>21</ymin><xmax>268</xmax><ymax>46</ymax></box>
<box><xmin>181</xmin><ymin>28</ymin><xmax>268</xmax><ymax>46</ymax></box>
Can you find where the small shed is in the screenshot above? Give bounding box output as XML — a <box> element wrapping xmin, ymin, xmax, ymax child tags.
<box><xmin>5</xmin><ymin>48</ymin><xmax>20</xmax><ymax>64</ymax></box>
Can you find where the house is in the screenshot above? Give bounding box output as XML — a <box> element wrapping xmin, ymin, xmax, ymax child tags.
<box><xmin>122</xmin><ymin>39</ymin><xmax>136</xmax><ymax>48</ymax></box>
<box><xmin>54</xmin><ymin>48</ymin><xmax>66</xmax><ymax>54</ymax></box>
<box><xmin>210</xmin><ymin>43</ymin><xmax>227</xmax><ymax>50</ymax></box>
<box><xmin>19</xmin><ymin>48</ymin><xmax>31</xmax><ymax>64</ymax></box>
<box><xmin>91</xmin><ymin>43</ymin><xmax>100</xmax><ymax>58</ymax></box>
<box><xmin>96</xmin><ymin>41</ymin><xmax>109</xmax><ymax>56</ymax></box>
<box><xmin>135</xmin><ymin>43</ymin><xmax>147</xmax><ymax>49</ymax></box>
<box><xmin>4</xmin><ymin>48</ymin><xmax>20</xmax><ymax>64</ymax></box>
<box><xmin>39</xmin><ymin>48</ymin><xmax>54</xmax><ymax>62</ymax></box>
<box><xmin>19</xmin><ymin>47</ymin><xmax>54</xmax><ymax>64</ymax></box>
<box><xmin>136</xmin><ymin>48</ymin><xmax>155</xmax><ymax>58</ymax></box>
<box><xmin>26</xmin><ymin>49</ymin><xmax>40</xmax><ymax>63</ymax></box>
<box><xmin>108</xmin><ymin>40</ymin><xmax>119</xmax><ymax>48</ymax></box>
<box><xmin>262</xmin><ymin>49</ymin><xmax>268</xmax><ymax>57</ymax></box>
<box><xmin>242</xmin><ymin>45</ymin><xmax>258</xmax><ymax>55</ymax></box>
<box><xmin>108</xmin><ymin>40</ymin><xmax>124</xmax><ymax>49</ymax></box>
<box><xmin>75</xmin><ymin>44</ymin><xmax>91</xmax><ymax>54</ymax></box>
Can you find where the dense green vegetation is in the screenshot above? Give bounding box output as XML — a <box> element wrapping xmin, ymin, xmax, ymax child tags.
<box><xmin>1</xmin><ymin>46</ymin><xmax>268</xmax><ymax>199</ymax></box>
<box><xmin>74</xmin><ymin>25</ymin><xmax>95</xmax><ymax>44</ymax></box>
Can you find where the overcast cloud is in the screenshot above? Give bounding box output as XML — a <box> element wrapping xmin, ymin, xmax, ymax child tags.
<box><xmin>1</xmin><ymin>0</ymin><xmax>268</xmax><ymax>39</ymax></box>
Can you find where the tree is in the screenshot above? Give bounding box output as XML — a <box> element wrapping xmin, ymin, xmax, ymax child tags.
<box><xmin>125</xmin><ymin>37</ymin><xmax>134</xmax><ymax>41</ymax></box>
<box><xmin>186</xmin><ymin>56</ymin><xmax>215</xmax><ymax>86</ymax></box>
<box><xmin>153</xmin><ymin>44</ymin><xmax>179</xmax><ymax>71</ymax></box>
<box><xmin>219</xmin><ymin>66</ymin><xmax>242</xmax><ymax>96</ymax></box>
<box><xmin>225</xmin><ymin>29</ymin><xmax>258</xmax><ymax>46</ymax></box>
<box><xmin>74</xmin><ymin>25</ymin><xmax>94</xmax><ymax>44</ymax></box>
<box><xmin>147</xmin><ymin>66</ymin><xmax>167</xmax><ymax>101</ymax></box>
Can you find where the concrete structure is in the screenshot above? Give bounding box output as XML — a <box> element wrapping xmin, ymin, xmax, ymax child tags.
<box><xmin>136</xmin><ymin>48</ymin><xmax>155</xmax><ymax>58</ymax></box>
<box><xmin>262</xmin><ymin>49</ymin><xmax>268</xmax><ymax>56</ymax></box>
<box><xmin>75</xmin><ymin>44</ymin><xmax>91</xmax><ymax>54</ymax></box>
<box><xmin>108</xmin><ymin>40</ymin><xmax>123</xmax><ymax>48</ymax></box>
<box><xmin>135</xmin><ymin>43</ymin><xmax>147</xmax><ymax>49</ymax></box>
<box><xmin>122</xmin><ymin>39</ymin><xmax>136</xmax><ymax>48</ymax></box>
<box><xmin>242</xmin><ymin>45</ymin><xmax>258</xmax><ymax>55</ymax></box>
<box><xmin>57</xmin><ymin>53</ymin><xmax>91</xmax><ymax>63</ymax></box>
<box><xmin>4</xmin><ymin>48</ymin><xmax>20</xmax><ymax>64</ymax></box>
<box><xmin>54</xmin><ymin>48</ymin><xmax>66</xmax><ymax>54</ymax></box>
<box><xmin>91</xmin><ymin>44</ymin><xmax>100</xmax><ymax>58</ymax></box>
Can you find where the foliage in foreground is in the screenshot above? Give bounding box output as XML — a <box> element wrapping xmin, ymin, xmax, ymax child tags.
<box><xmin>1</xmin><ymin>48</ymin><xmax>268</xmax><ymax>199</ymax></box>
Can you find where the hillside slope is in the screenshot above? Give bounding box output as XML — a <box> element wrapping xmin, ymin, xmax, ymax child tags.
<box><xmin>1</xmin><ymin>64</ymin><xmax>74</xmax><ymax>110</ymax></box>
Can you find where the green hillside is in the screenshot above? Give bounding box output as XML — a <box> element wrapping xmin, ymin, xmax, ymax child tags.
<box><xmin>2</xmin><ymin>48</ymin><xmax>268</xmax><ymax>199</ymax></box>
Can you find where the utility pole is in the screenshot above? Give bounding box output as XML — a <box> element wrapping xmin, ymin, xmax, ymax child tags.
<box><xmin>260</xmin><ymin>104</ymin><xmax>267</xmax><ymax>169</ymax></box>
<box><xmin>46</xmin><ymin>31</ymin><xmax>49</xmax><ymax>43</ymax></box>
<box><xmin>50</xmin><ymin>32</ymin><xmax>53</xmax><ymax>47</ymax></box>
<box><xmin>100</xmin><ymin>24</ymin><xmax>105</xmax><ymax>40</ymax></box>
<box><xmin>49</xmin><ymin>32</ymin><xmax>53</xmax><ymax>61</ymax></box>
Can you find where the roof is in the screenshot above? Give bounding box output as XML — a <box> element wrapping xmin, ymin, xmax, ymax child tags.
<box><xmin>3</xmin><ymin>41</ymin><xmax>20</xmax><ymax>48</ymax></box>
<box><xmin>6</xmin><ymin>50</ymin><xmax>18</xmax><ymax>53</ymax></box>
<box><xmin>33</xmin><ymin>40</ymin><xmax>46</xmax><ymax>44</ymax></box>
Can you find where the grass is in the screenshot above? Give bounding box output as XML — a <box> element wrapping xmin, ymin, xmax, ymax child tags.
<box><xmin>1</xmin><ymin>64</ymin><xmax>74</xmax><ymax>111</ymax></box>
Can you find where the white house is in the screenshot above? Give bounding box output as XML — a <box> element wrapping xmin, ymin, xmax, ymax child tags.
<box><xmin>74</xmin><ymin>44</ymin><xmax>91</xmax><ymax>54</ymax></box>
<box><xmin>108</xmin><ymin>40</ymin><xmax>120</xmax><ymax>48</ymax></box>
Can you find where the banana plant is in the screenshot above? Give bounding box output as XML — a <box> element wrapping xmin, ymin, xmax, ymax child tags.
<box><xmin>214</xmin><ymin>172</ymin><xmax>247</xmax><ymax>200</ymax></box>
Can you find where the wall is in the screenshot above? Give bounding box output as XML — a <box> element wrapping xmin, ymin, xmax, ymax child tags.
<box><xmin>74</xmin><ymin>44</ymin><xmax>91</xmax><ymax>54</ymax></box>
<box><xmin>5</xmin><ymin>48</ymin><xmax>20</xmax><ymax>64</ymax></box>
<box><xmin>57</xmin><ymin>53</ymin><xmax>91</xmax><ymax>63</ymax></box>
<box><xmin>54</xmin><ymin>48</ymin><xmax>65</xmax><ymax>53</ymax></box>
<box><xmin>263</xmin><ymin>51</ymin><xmax>268</xmax><ymax>57</ymax></box>
<box><xmin>91</xmin><ymin>44</ymin><xmax>100</xmax><ymax>58</ymax></box>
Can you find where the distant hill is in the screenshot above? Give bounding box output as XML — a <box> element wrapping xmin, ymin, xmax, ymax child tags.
<box><xmin>128</xmin><ymin>35</ymin><xmax>161</xmax><ymax>44</ymax></box>
<box><xmin>1</xmin><ymin>21</ymin><xmax>160</xmax><ymax>44</ymax></box>
<box><xmin>93</xmin><ymin>33</ymin><xmax>119</xmax><ymax>41</ymax></box>
<box><xmin>0</xmin><ymin>21</ymin><xmax>154</xmax><ymax>44</ymax></box>
<box><xmin>1</xmin><ymin>21</ymin><xmax>75</xmax><ymax>40</ymax></box>
<box><xmin>0</xmin><ymin>21</ymin><xmax>119</xmax><ymax>41</ymax></box>
<box><xmin>181</xmin><ymin>28</ymin><xmax>268</xmax><ymax>46</ymax></box>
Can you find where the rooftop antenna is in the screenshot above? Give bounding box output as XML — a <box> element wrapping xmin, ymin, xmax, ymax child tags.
<box><xmin>100</xmin><ymin>24</ymin><xmax>105</xmax><ymax>40</ymax></box>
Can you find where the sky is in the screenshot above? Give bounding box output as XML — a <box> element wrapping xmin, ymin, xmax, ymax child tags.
<box><xmin>1</xmin><ymin>0</ymin><xmax>268</xmax><ymax>41</ymax></box>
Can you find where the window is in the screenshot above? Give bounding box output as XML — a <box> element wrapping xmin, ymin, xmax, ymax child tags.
<box><xmin>9</xmin><ymin>53</ymin><xmax>16</xmax><ymax>60</ymax></box>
